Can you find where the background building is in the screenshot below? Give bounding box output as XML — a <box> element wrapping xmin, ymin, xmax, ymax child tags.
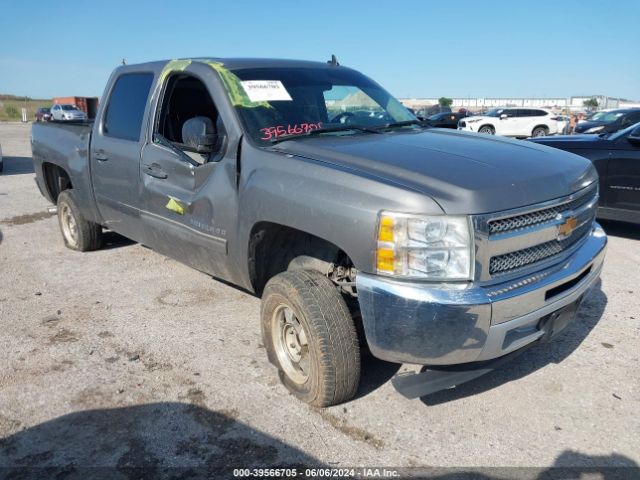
<box><xmin>400</xmin><ymin>95</ymin><xmax>637</xmax><ymax>113</ymax></box>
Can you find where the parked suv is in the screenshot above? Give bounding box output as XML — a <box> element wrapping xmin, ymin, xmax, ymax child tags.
<box><xmin>458</xmin><ymin>108</ymin><xmax>558</xmax><ymax>138</ymax></box>
<box><xmin>51</xmin><ymin>104</ymin><xmax>87</xmax><ymax>121</ymax></box>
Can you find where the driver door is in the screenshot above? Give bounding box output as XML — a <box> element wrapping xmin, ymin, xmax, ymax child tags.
<box><xmin>139</xmin><ymin>71</ymin><xmax>233</xmax><ymax>276</ymax></box>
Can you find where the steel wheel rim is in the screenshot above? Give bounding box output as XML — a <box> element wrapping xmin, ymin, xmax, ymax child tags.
<box><xmin>60</xmin><ymin>204</ymin><xmax>78</xmax><ymax>247</ymax></box>
<box><xmin>534</xmin><ymin>129</ymin><xmax>546</xmax><ymax>137</ymax></box>
<box><xmin>271</xmin><ymin>304</ymin><xmax>309</xmax><ymax>384</ymax></box>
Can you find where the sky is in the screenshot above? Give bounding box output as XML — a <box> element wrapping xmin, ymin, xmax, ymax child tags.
<box><xmin>1</xmin><ymin>0</ymin><xmax>639</xmax><ymax>100</ymax></box>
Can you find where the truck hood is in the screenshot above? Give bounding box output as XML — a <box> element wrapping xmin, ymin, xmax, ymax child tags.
<box><xmin>273</xmin><ymin>129</ymin><xmax>597</xmax><ymax>215</ymax></box>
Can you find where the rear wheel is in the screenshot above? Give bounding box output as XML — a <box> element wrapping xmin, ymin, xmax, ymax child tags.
<box><xmin>57</xmin><ymin>190</ymin><xmax>103</xmax><ymax>251</ymax></box>
<box><xmin>532</xmin><ymin>126</ymin><xmax>549</xmax><ymax>137</ymax></box>
<box><xmin>261</xmin><ymin>269</ymin><xmax>361</xmax><ymax>406</ymax></box>
<box><xmin>478</xmin><ymin>125</ymin><xmax>495</xmax><ymax>135</ymax></box>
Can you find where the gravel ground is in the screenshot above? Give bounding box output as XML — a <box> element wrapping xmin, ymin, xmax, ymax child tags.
<box><xmin>0</xmin><ymin>122</ymin><xmax>638</xmax><ymax>478</ymax></box>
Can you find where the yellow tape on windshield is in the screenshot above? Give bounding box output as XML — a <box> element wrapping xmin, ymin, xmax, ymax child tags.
<box><xmin>202</xmin><ymin>61</ymin><xmax>272</xmax><ymax>109</ymax></box>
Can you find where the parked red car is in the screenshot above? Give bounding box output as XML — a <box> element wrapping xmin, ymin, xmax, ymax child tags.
<box><xmin>35</xmin><ymin>107</ymin><xmax>52</xmax><ymax>122</ymax></box>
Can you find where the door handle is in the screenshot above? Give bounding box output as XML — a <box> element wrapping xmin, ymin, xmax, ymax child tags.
<box><xmin>94</xmin><ymin>149</ymin><xmax>109</xmax><ymax>162</ymax></box>
<box><xmin>143</xmin><ymin>163</ymin><xmax>168</xmax><ymax>179</ymax></box>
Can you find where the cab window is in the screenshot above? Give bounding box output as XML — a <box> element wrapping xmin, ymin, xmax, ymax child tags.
<box><xmin>103</xmin><ymin>73</ymin><xmax>154</xmax><ymax>141</ymax></box>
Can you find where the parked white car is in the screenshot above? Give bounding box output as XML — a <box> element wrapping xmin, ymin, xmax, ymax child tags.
<box><xmin>458</xmin><ymin>107</ymin><xmax>558</xmax><ymax>138</ymax></box>
<box><xmin>51</xmin><ymin>104</ymin><xmax>87</xmax><ymax>121</ymax></box>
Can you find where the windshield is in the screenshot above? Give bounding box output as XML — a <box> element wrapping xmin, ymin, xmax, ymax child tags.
<box><xmin>61</xmin><ymin>105</ymin><xmax>78</xmax><ymax>111</ymax></box>
<box><xmin>225</xmin><ymin>66</ymin><xmax>416</xmax><ymax>144</ymax></box>
<box><xmin>483</xmin><ymin>108</ymin><xmax>504</xmax><ymax>117</ymax></box>
<box><xmin>589</xmin><ymin>111</ymin><xmax>624</xmax><ymax>123</ymax></box>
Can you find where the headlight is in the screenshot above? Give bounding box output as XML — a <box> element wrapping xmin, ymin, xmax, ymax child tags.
<box><xmin>584</xmin><ymin>126</ymin><xmax>604</xmax><ymax>134</ymax></box>
<box><xmin>376</xmin><ymin>212</ymin><xmax>474</xmax><ymax>280</ymax></box>
<box><xmin>467</xmin><ymin>118</ymin><xmax>482</xmax><ymax>123</ymax></box>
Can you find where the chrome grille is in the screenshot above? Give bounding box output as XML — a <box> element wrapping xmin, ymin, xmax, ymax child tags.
<box><xmin>488</xmin><ymin>184</ymin><xmax>597</xmax><ymax>235</ymax></box>
<box><xmin>490</xmin><ymin>220</ymin><xmax>592</xmax><ymax>275</ymax></box>
<box><xmin>476</xmin><ymin>183</ymin><xmax>599</xmax><ymax>280</ymax></box>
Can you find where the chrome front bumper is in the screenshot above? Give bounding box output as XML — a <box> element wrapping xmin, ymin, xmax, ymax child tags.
<box><xmin>356</xmin><ymin>224</ymin><xmax>607</xmax><ymax>365</ymax></box>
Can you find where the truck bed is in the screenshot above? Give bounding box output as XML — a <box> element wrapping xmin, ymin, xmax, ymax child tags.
<box><xmin>31</xmin><ymin>120</ymin><xmax>98</xmax><ymax>220</ymax></box>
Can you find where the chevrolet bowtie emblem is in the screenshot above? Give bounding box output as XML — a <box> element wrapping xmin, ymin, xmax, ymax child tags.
<box><xmin>557</xmin><ymin>216</ymin><xmax>578</xmax><ymax>240</ymax></box>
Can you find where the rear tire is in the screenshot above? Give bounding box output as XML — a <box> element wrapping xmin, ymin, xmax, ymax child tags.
<box><xmin>478</xmin><ymin>125</ymin><xmax>495</xmax><ymax>135</ymax></box>
<box><xmin>532</xmin><ymin>126</ymin><xmax>549</xmax><ymax>137</ymax></box>
<box><xmin>261</xmin><ymin>269</ymin><xmax>361</xmax><ymax>406</ymax></box>
<box><xmin>57</xmin><ymin>190</ymin><xmax>102</xmax><ymax>251</ymax></box>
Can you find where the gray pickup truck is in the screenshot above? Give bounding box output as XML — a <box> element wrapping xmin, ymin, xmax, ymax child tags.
<box><xmin>32</xmin><ymin>57</ymin><xmax>607</xmax><ymax>406</ymax></box>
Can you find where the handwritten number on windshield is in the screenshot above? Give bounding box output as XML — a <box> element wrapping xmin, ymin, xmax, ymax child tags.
<box><xmin>260</xmin><ymin>122</ymin><xmax>323</xmax><ymax>140</ymax></box>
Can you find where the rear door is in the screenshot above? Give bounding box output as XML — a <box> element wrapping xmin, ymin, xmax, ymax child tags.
<box><xmin>519</xmin><ymin>109</ymin><xmax>540</xmax><ymax>136</ymax></box>
<box><xmin>91</xmin><ymin>72</ymin><xmax>155</xmax><ymax>242</ymax></box>
<box><xmin>499</xmin><ymin>109</ymin><xmax>521</xmax><ymax>136</ymax></box>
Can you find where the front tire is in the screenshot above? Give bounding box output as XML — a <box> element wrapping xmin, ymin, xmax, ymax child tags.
<box><xmin>57</xmin><ymin>190</ymin><xmax>103</xmax><ymax>251</ymax></box>
<box><xmin>478</xmin><ymin>125</ymin><xmax>495</xmax><ymax>135</ymax></box>
<box><xmin>261</xmin><ymin>270</ymin><xmax>361</xmax><ymax>406</ymax></box>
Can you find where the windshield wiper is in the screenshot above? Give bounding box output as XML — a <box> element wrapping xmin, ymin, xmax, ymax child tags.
<box><xmin>269</xmin><ymin>125</ymin><xmax>381</xmax><ymax>144</ymax></box>
<box><xmin>372</xmin><ymin>119</ymin><xmax>426</xmax><ymax>131</ymax></box>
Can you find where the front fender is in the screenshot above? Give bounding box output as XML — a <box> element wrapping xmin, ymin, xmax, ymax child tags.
<box><xmin>236</xmin><ymin>146</ymin><xmax>444</xmax><ymax>277</ymax></box>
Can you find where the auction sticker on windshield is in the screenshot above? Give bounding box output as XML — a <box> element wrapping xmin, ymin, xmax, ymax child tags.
<box><xmin>240</xmin><ymin>80</ymin><xmax>292</xmax><ymax>102</ymax></box>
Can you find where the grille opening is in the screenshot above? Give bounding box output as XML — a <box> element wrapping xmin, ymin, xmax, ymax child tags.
<box><xmin>545</xmin><ymin>266</ymin><xmax>591</xmax><ymax>301</ymax></box>
<box><xmin>489</xmin><ymin>220</ymin><xmax>593</xmax><ymax>275</ymax></box>
<box><xmin>488</xmin><ymin>184</ymin><xmax>598</xmax><ymax>235</ymax></box>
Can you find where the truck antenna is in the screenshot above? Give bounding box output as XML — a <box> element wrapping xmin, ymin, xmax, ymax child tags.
<box><xmin>327</xmin><ymin>54</ymin><xmax>339</xmax><ymax>66</ymax></box>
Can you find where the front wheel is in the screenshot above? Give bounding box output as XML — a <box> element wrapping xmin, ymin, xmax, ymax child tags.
<box><xmin>478</xmin><ymin>125</ymin><xmax>495</xmax><ymax>135</ymax></box>
<box><xmin>57</xmin><ymin>190</ymin><xmax>103</xmax><ymax>251</ymax></box>
<box><xmin>261</xmin><ymin>269</ymin><xmax>361</xmax><ymax>406</ymax></box>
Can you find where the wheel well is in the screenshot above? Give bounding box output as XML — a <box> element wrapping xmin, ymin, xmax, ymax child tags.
<box><xmin>532</xmin><ymin>124</ymin><xmax>549</xmax><ymax>133</ymax></box>
<box><xmin>248</xmin><ymin>222</ymin><xmax>353</xmax><ymax>296</ymax></box>
<box><xmin>42</xmin><ymin>163</ymin><xmax>72</xmax><ymax>203</ymax></box>
<box><xmin>479</xmin><ymin>124</ymin><xmax>494</xmax><ymax>132</ymax></box>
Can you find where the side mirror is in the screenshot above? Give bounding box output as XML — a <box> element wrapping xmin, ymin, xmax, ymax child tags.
<box><xmin>500</xmin><ymin>113</ymin><xmax>508</xmax><ymax>120</ymax></box>
<box><xmin>182</xmin><ymin>116</ymin><xmax>224</xmax><ymax>154</ymax></box>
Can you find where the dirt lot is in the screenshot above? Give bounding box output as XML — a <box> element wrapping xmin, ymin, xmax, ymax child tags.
<box><xmin>0</xmin><ymin>122</ymin><xmax>639</xmax><ymax>478</ymax></box>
